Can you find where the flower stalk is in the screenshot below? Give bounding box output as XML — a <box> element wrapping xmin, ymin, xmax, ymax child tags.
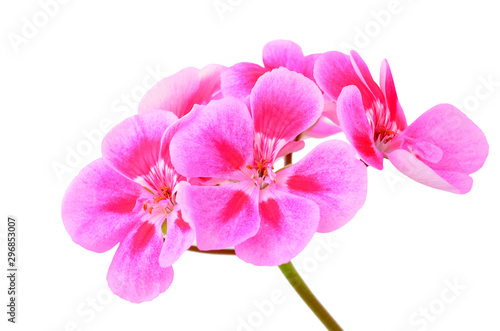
<box><xmin>275</xmin><ymin>148</ymin><xmax>343</xmax><ymax>330</ymax></box>
<box><xmin>279</xmin><ymin>261</ymin><xmax>343</xmax><ymax>331</ymax></box>
<box><xmin>187</xmin><ymin>246</ymin><xmax>236</xmax><ymax>255</ymax></box>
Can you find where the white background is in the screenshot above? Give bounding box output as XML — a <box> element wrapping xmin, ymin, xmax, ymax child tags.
<box><xmin>1</xmin><ymin>0</ymin><xmax>499</xmax><ymax>330</ymax></box>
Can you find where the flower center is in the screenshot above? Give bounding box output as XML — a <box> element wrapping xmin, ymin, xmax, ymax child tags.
<box><xmin>142</xmin><ymin>186</ymin><xmax>175</xmax><ymax>215</ymax></box>
<box><xmin>246</xmin><ymin>158</ymin><xmax>276</xmax><ymax>190</ymax></box>
<box><xmin>133</xmin><ymin>162</ymin><xmax>184</xmax><ymax>237</ymax></box>
<box><xmin>366</xmin><ymin>100</ymin><xmax>401</xmax><ymax>151</ymax></box>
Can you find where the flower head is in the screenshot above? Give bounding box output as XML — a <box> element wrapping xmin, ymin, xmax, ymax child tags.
<box><xmin>314</xmin><ymin>51</ymin><xmax>489</xmax><ymax>193</ymax></box>
<box><xmin>62</xmin><ymin>111</ymin><xmax>194</xmax><ymax>303</ymax></box>
<box><xmin>170</xmin><ymin>67</ymin><xmax>367</xmax><ymax>266</ymax></box>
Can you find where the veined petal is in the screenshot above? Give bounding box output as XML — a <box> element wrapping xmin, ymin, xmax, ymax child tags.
<box><xmin>159</xmin><ymin>203</ymin><xmax>194</xmax><ymax>268</ymax></box>
<box><xmin>176</xmin><ymin>182</ymin><xmax>260</xmax><ymax>250</ymax></box>
<box><xmin>235</xmin><ymin>188</ymin><xmax>320</xmax><ymax>266</ymax></box>
<box><xmin>61</xmin><ymin>158</ymin><xmax>141</xmax><ymax>253</ymax></box>
<box><xmin>138</xmin><ymin>67</ymin><xmax>198</xmax><ymax>116</ymax></box>
<box><xmin>380</xmin><ymin>59</ymin><xmax>407</xmax><ymax>130</ymax></box>
<box><xmin>251</xmin><ymin>67</ymin><xmax>323</xmax><ymax>144</ymax></box>
<box><xmin>262</xmin><ymin>39</ymin><xmax>306</xmax><ymax>73</ymax></box>
<box><xmin>337</xmin><ymin>86</ymin><xmax>384</xmax><ymax>169</ymax></box>
<box><xmin>314</xmin><ymin>51</ymin><xmax>375</xmax><ymax>109</ymax></box>
<box><xmin>350</xmin><ymin>50</ymin><xmax>385</xmax><ymax>105</ymax></box>
<box><xmin>170</xmin><ymin>98</ymin><xmax>254</xmax><ymax>178</ymax></box>
<box><xmin>221</xmin><ymin>62</ymin><xmax>267</xmax><ymax>100</ymax></box>
<box><xmin>388</xmin><ymin>149</ymin><xmax>472</xmax><ymax>194</ymax></box>
<box><xmin>107</xmin><ymin>221</ymin><xmax>174</xmax><ymax>303</ymax></box>
<box><xmin>401</xmin><ymin>104</ymin><xmax>488</xmax><ymax>174</ymax></box>
<box><xmin>138</xmin><ymin>65</ymin><xmax>224</xmax><ymax>118</ymax></box>
<box><xmin>102</xmin><ymin>110</ymin><xmax>178</xmax><ymax>181</ymax></box>
<box><xmin>277</xmin><ymin>140</ymin><xmax>367</xmax><ymax>232</ymax></box>
<box><xmin>196</xmin><ymin>64</ymin><xmax>225</xmax><ymax>107</ymax></box>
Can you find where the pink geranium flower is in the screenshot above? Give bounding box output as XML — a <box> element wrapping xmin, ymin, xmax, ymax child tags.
<box><xmin>170</xmin><ymin>67</ymin><xmax>367</xmax><ymax>266</ymax></box>
<box><xmin>221</xmin><ymin>39</ymin><xmax>341</xmax><ymax>139</ymax></box>
<box><xmin>62</xmin><ymin>111</ymin><xmax>194</xmax><ymax>303</ymax></box>
<box><xmin>314</xmin><ymin>51</ymin><xmax>489</xmax><ymax>194</ymax></box>
<box><xmin>139</xmin><ymin>64</ymin><xmax>225</xmax><ymax>117</ymax></box>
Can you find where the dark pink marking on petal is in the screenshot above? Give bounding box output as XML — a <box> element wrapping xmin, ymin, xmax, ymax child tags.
<box><xmin>220</xmin><ymin>190</ymin><xmax>251</xmax><ymax>223</ymax></box>
<box><xmin>61</xmin><ymin>158</ymin><xmax>141</xmax><ymax>253</ymax></box>
<box><xmin>380</xmin><ymin>59</ymin><xmax>407</xmax><ymax>130</ymax></box>
<box><xmin>350</xmin><ymin>50</ymin><xmax>385</xmax><ymax>104</ymax></box>
<box><xmin>211</xmin><ymin>136</ymin><xmax>246</xmax><ymax>170</ymax></box>
<box><xmin>175</xmin><ymin>211</ymin><xmax>191</xmax><ymax>232</ymax></box>
<box><xmin>158</xmin><ymin>206</ymin><xmax>195</xmax><ymax>268</ymax></box>
<box><xmin>177</xmin><ymin>184</ymin><xmax>260</xmax><ymax>250</ymax></box>
<box><xmin>235</xmin><ymin>189</ymin><xmax>320</xmax><ymax>266</ymax></box>
<box><xmin>337</xmin><ymin>85</ymin><xmax>384</xmax><ymax>169</ymax></box>
<box><xmin>276</xmin><ymin>140</ymin><xmax>368</xmax><ymax>233</ymax></box>
<box><xmin>130</xmin><ymin>221</ymin><xmax>156</xmax><ymax>255</ymax></box>
<box><xmin>170</xmin><ymin>97</ymin><xmax>254</xmax><ymax>178</ymax></box>
<box><xmin>286</xmin><ymin>175</ymin><xmax>324</xmax><ymax>193</ymax></box>
<box><xmin>107</xmin><ymin>222</ymin><xmax>173</xmax><ymax>303</ymax></box>
<box><xmin>259</xmin><ymin>198</ymin><xmax>282</xmax><ymax>230</ymax></box>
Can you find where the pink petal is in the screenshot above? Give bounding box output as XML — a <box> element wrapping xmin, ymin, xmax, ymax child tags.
<box><xmin>176</xmin><ymin>182</ymin><xmax>260</xmax><ymax>250</ymax></box>
<box><xmin>401</xmin><ymin>104</ymin><xmax>488</xmax><ymax>175</ymax></box>
<box><xmin>159</xmin><ymin>205</ymin><xmax>195</xmax><ymax>268</ymax></box>
<box><xmin>187</xmin><ymin>176</ymin><xmax>228</xmax><ymax>186</ymax></box>
<box><xmin>138</xmin><ymin>65</ymin><xmax>224</xmax><ymax>118</ymax></box>
<box><xmin>107</xmin><ymin>221</ymin><xmax>174</xmax><ymax>303</ymax></box>
<box><xmin>388</xmin><ymin>149</ymin><xmax>473</xmax><ymax>194</ymax></box>
<box><xmin>303</xmin><ymin>53</ymin><xmax>321</xmax><ymax>81</ymax></box>
<box><xmin>262</xmin><ymin>39</ymin><xmax>306</xmax><ymax>73</ymax></box>
<box><xmin>196</xmin><ymin>64</ymin><xmax>225</xmax><ymax>106</ymax></box>
<box><xmin>170</xmin><ymin>98</ymin><xmax>254</xmax><ymax>178</ymax></box>
<box><xmin>276</xmin><ymin>140</ymin><xmax>306</xmax><ymax>159</ymax></box>
<box><xmin>221</xmin><ymin>62</ymin><xmax>268</xmax><ymax>100</ymax></box>
<box><xmin>138</xmin><ymin>67</ymin><xmax>197</xmax><ymax>115</ymax></box>
<box><xmin>323</xmin><ymin>97</ymin><xmax>340</xmax><ymax>125</ymax></box>
<box><xmin>349</xmin><ymin>50</ymin><xmax>385</xmax><ymax>105</ymax></box>
<box><xmin>277</xmin><ymin>140</ymin><xmax>367</xmax><ymax>232</ymax></box>
<box><xmin>102</xmin><ymin>110</ymin><xmax>178</xmax><ymax>181</ymax></box>
<box><xmin>409</xmin><ymin>140</ymin><xmax>443</xmax><ymax>164</ymax></box>
<box><xmin>305</xmin><ymin>115</ymin><xmax>342</xmax><ymax>139</ymax></box>
<box><xmin>380</xmin><ymin>59</ymin><xmax>407</xmax><ymax>130</ymax></box>
<box><xmin>61</xmin><ymin>158</ymin><xmax>141</xmax><ymax>253</ymax></box>
<box><xmin>314</xmin><ymin>51</ymin><xmax>375</xmax><ymax>109</ymax></box>
<box><xmin>251</xmin><ymin>67</ymin><xmax>324</xmax><ymax>143</ymax></box>
<box><xmin>235</xmin><ymin>188</ymin><xmax>320</xmax><ymax>266</ymax></box>
<box><xmin>337</xmin><ymin>85</ymin><xmax>384</xmax><ymax>169</ymax></box>
<box><xmin>159</xmin><ymin>104</ymin><xmax>204</xmax><ymax>172</ymax></box>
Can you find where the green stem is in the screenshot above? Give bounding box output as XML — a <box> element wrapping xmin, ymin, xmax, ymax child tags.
<box><xmin>188</xmin><ymin>245</ymin><xmax>236</xmax><ymax>255</ymax></box>
<box><xmin>279</xmin><ymin>261</ymin><xmax>343</xmax><ymax>331</ymax></box>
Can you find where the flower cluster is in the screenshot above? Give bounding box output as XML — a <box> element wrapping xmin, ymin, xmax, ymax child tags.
<box><xmin>62</xmin><ymin>40</ymin><xmax>488</xmax><ymax>303</ymax></box>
